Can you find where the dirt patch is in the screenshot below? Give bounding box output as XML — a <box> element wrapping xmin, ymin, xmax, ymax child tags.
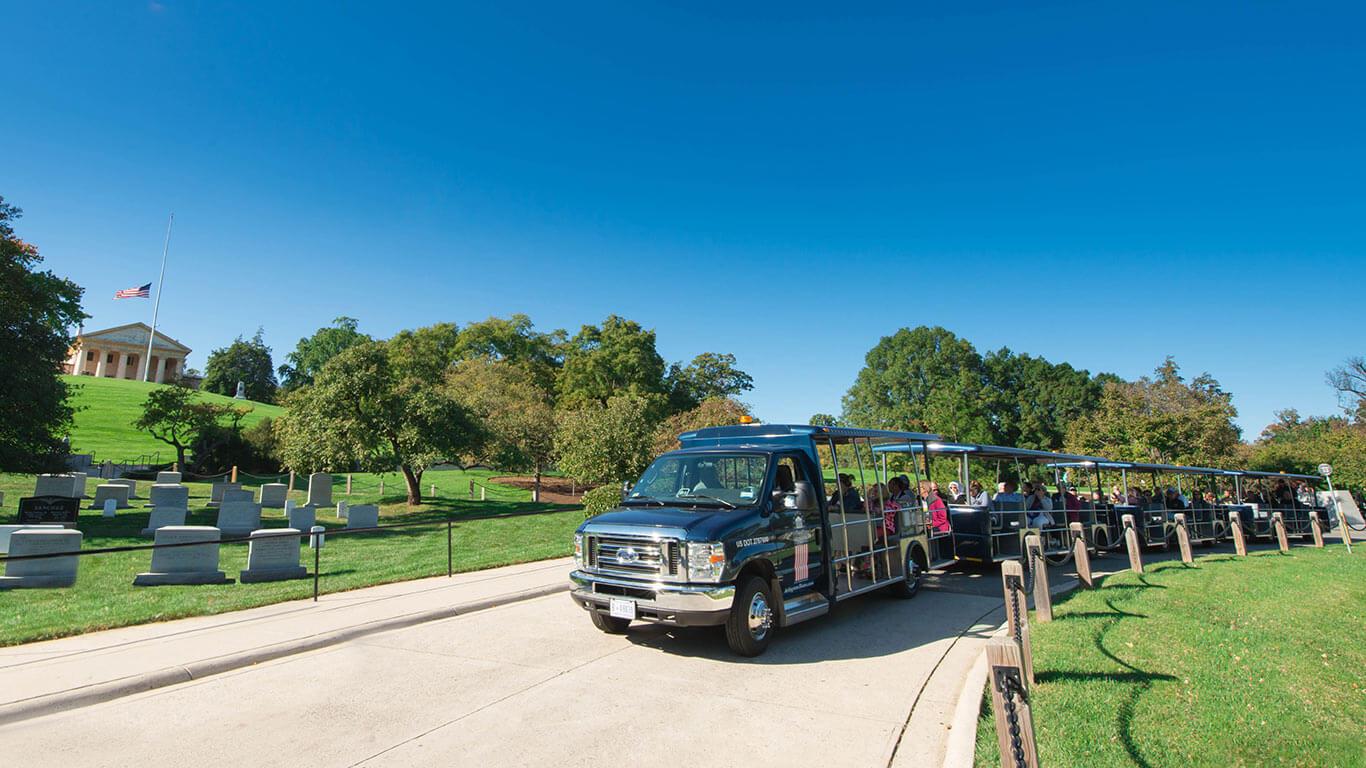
<box><xmin>490</xmin><ymin>476</ymin><xmax>592</xmax><ymax>505</ymax></box>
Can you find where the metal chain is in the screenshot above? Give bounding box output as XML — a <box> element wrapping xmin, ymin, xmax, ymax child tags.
<box><xmin>1007</xmin><ymin>575</ymin><xmax>1023</xmax><ymax>647</ymax></box>
<box><xmin>996</xmin><ymin>669</ymin><xmax>1030</xmax><ymax>768</ymax></box>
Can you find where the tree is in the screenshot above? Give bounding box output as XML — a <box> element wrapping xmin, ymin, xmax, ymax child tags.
<box><xmin>0</xmin><ymin>196</ymin><xmax>87</xmax><ymax>472</ymax></box>
<box><xmin>652</xmin><ymin>397</ymin><xmax>753</xmax><ymax>454</ymax></box>
<box><xmin>666</xmin><ymin>352</ymin><xmax>754</xmax><ymax>413</ymax></box>
<box><xmin>453</xmin><ymin>314</ymin><xmax>564</xmax><ymax>393</ymax></box>
<box><xmin>387</xmin><ymin>322</ymin><xmax>461</xmax><ymax>384</ymax></box>
<box><xmin>841</xmin><ymin>326</ymin><xmax>995</xmax><ymax>442</ymax></box>
<box><xmin>448</xmin><ymin>357</ymin><xmax>557</xmax><ymax>501</ymax></box>
<box><xmin>1249</xmin><ymin>409</ymin><xmax>1366</xmax><ymax>491</ymax></box>
<box><xmin>1065</xmin><ymin>357</ymin><xmax>1242</xmax><ymax>467</ymax></box>
<box><xmin>275</xmin><ymin>341</ymin><xmax>485</xmax><ymax>505</ymax></box>
<box><xmin>557</xmin><ymin>315</ymin><xmax>668</xmax><ymax>411</ymax></box>
<box><xmin>555</xmin><ymin>393</ymin><xmax>656</xmax><ymax>486</ymax></box>
<box><xmin>983</xmin><ymin>349</ymin><xmax>1106</xmax><ymax>451</ymax></box>
<box><xmin>278</xmin><ymin>317</ymin><xmax>372</xmax><ymax>391</ymax></box>
<box><xmin>1326</xmin><ymin>356</ymin><xmax>1366</xmax><ymax>421</ymax></box>
<box><xmin>132</xmin><ymin>383</ymin><xmax>250</xmax><ymax>470</ymax></box>
<box><xmin>809</xmin><ymin>413</ymin><xmax>839</xmax><ymax>427</ymax></box>
<box><xmin>201</xmin><ymin>328</ymin><xmax>278</xmax><ymax>402</ymax></box>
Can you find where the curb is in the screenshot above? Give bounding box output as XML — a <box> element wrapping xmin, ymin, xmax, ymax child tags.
<box><xmin>0</xmin><ymin>582</ymin><xmax>568</xmax><ymax>726</ymax></box>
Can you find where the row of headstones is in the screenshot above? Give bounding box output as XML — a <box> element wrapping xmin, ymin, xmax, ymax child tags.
<box><xmin>34</xmin><ymin>471</ymin><xmax>339</xmax><ymax>507</ymax></box>
<box><xmin>141</xmin><ymin>500</ymin><xmax>380</xmax><ymax>538</ymax></box>
<box><xmin>0</xmin><ymin>526</ymin><xmax>312</xmax><ymax>589</ymax></box>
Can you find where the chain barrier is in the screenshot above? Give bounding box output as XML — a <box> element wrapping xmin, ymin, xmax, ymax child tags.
<box><xmin>994</xmin><ymin>666</ymin><xmax>1031</xmax><ymax>768</ymax></box>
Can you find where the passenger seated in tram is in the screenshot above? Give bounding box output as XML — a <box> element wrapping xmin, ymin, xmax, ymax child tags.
<box><xmin>865</xmin><ymin>482</ymin><xmax>900</xmax><ymax>538</ymax></box>
<box><xmin>888</xmin><ymin>475</ymin><xmax>917</xmax><ymax>507</ymax></box>
<box><xmin>1243</xmin><ymin>489</ymin><xmax>1265</xmax><ymax>505</ymax></box>
<box><xmin>992</xmin><ymin>481</ymin><xmax>1024</xmax><ymax>509</ymax></box>
<box><xmin>1025</xmin><ymin>483</ymin><xmax>1055</xmax><ymax>527</ymax></box>
<box><xmin>1163</xmin><ymin>487</ymin><xmax>1187</xmax><ymax>510</ymax></box>
<box><xmin>947</xmin><ymin>481</ymin><xmax>966</xmax><ymax>504</ymax></box>
<box><xmin>1272</xmin><ymin>481</ymin><xmax>1297</xmax><ymax>508</ymax></box>
<box><xmin>919</xmin><ymin>480</ymin><xmax>951</xmax><ymax>533</ymax></box>
<box><xmin>1110</xmin><ymin>485</ymin><xmax>1126</xmax><ymax>504</ymax></box>
<box><xmin>829</xmin><ymin>473</ymin><xmax>863</xmax><ymax>512</ymax></box>
<box><xmin>968</xmin><ymin>481</ymin><xmax>991</xmax><ymax>508</ymax></box>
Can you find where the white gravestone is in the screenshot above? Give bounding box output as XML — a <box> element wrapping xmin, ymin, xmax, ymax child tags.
<box><xmin>103</xmin><ymin>499</ymin><xmax>117</xmax><ymax>518</ymax></box>
<box><xmin>133</xmin><ymin>527</ymin><xmax>228</xmax><ymax>586</ymax></box>
<box><xmin>0</xmin><ymin>529</ymin><xmax>83</xmax><ymax>589</ymax></box>
<box><xmin>0</xmin><ymin>524</ymin><xmax>66</xmax><ymax>556</ymax></box>
<box><xmin>221</xmin><ymin>489</ymin><xmax>254</xmax><ymax>505</ymax></box>
<box><xmin>287</xmin><ymin>503</ymin><xmax>315</xmax><ymax>532</ymax></box>
<box><xmin>306</xmin><ymin>473</ymin><xmax>332</xmax><ymax>508</ymax></box>
<box><xmin>141</xmin><ymin>505</ymin><xmax>188</xmax><ymax>537</ymax></box>
<box><xmin>34</xmin><ymin>475</ymin><xmax>77</xmax><ymax>498</ymax></box>
<box><xmin>240</xmin><ymin>529</ymin><xmax>307</xmax><ymax>583</ymax></box>
<box><xmin>71</xmin><ymin>472</ymin><xmax>89</xmax><ymax>498</ymax></box>
<box><xmin>259</xmin><ymin>483</ymin><xmax>288</xmax><ymax>509</ymax></box>
<box><xmin>148</xmin><ymin>484</ymin><xmax>190</xmax><ymax>509</ymax></box>
<box><xmin>109</xmin><ymin>478</ymin><xmax>140</xmax><ymax>498</ymax></box>
<box><xmin>209</xmin><ymin>482</ymin><xmax>242</xmax><ymax>506</ymax></box>
<box><xmin>216</xmin><ymin>501</ymin><xmax>262</xmax><ymax>539</ymax></box>
<box><xmin>346</xmin><ymin>505</ymin><xmax>379</xmax><ymax>529</ymax></box>
<box><xmin>90</xmin><ymin>484</ymin><xmax>132</xmax><ymax>510</ymax></box>
<box><xmin>156</xmin><ymin>471</ymin><xmax>182</xmax><ymax>485</ymax></box>
<box><xmin>336</xmin><ymin>500</ymin><xmax>348</xmax><ymax>520</ymax></box>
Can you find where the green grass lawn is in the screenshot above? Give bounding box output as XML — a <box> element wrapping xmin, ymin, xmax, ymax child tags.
<box><xmin>975</xmin><ymin>547</ymin><xmax>1366</xmax><ymax>767</ymax></box>
<box><xmin>61</xmin><ymin>374</ymin><xmax>284</xmax><ymax>462</ymax></box>
<box><xmin>0</xmin><ymin>468</ymin><xmax>580</xmax><ymax>646</ymax></box>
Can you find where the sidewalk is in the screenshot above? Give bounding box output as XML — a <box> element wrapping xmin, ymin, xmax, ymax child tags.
<box><xmin>0</xmin><ymin>557</ymin><xmax>573</xmax><ymax>725</ymax></box>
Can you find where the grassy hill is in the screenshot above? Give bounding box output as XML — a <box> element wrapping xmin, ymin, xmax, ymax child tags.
<box><xmin>61</xmin><ymin>375</ymin><xmax>285</xmax><ymax>463</ymax></box>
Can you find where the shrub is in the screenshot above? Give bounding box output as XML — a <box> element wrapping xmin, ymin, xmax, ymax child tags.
<box><xmin>581</xmin><ymin>484</ymin><xmax>624</xmax><ymax>517</ymax></box>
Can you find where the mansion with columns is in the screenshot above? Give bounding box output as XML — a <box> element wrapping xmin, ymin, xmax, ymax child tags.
<box><xmin>63</xmin><ymin>323</ymin><xmax>192</xmax><ymax>384</ymax></box>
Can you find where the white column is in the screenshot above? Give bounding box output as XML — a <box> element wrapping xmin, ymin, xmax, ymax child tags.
<box><xmin>154</xmin><ymin>356</ymin><xmax>168</xmax><ymax>383</ymax></box>
<box><xmin>94</xmin><ymin>348</ymin><xmax>107</xmax><ymax>377</ymax></box>
<box><xmin>135</xmin><ymin>354</ymin><xmax>149</xmax><ymax>381</ymax></box>
<box><xmin>115</xmin><ymin>351</ymin><xmax>128</xmax><ymax>379</ymax></box>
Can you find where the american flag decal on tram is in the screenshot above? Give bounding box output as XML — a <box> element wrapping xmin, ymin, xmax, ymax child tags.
<box><xmin>794</xmin><ymin>542</ymin><xmax>809</xmax><ymax>581</ymax></box>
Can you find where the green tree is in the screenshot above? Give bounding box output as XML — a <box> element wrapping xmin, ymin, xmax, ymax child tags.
<box><xmin>841</xmin><ymin>326</ymin><xmax>994</xmax><ymax>441</ymax></box>
<box><xmin>557</xmin><ymin>315</ymin><xmax>668</xmax><ymax>411</ymax></box>
<box><xmin>448</xmin><ymin>357</ymin><xmax>557</xmax><ymax>501</ymax></box>
<box><xmin>666</xmin><ymin>352</ymin><xmax>754</xmax><ymax>413</ymax></box>
<box><xmin>275</xmin><ymin>341</ymin><xmax>485</xmax><ymax>505</ymax></box>
<box><xmin>278</xmin><ymin>317</ymin><xmax>372</xmax><ymax>391</ymax></box>
<box><xmin>809</xmin><ymin>413</ymin><xmax>839</xmax><ymax>427</ymax></box>
<box><xmin>652</xmin><ymin>397</ymin><xmax>753</xmax><ymax>454</ymax></box>
<box><xmin>132</xmin><ymin>383</ymin><xmax>250</xmax><ymax>470</ymax></box>
<box><xmin>1249</xmin><ymin>409</ymin><xmax>1366</xmax><ymax>491</ymax></box>
<box><xmin>983</xmin><ymin>349</ymin><xmax>1106</xmax><ymax>451</ymax></box>
<box><xmin>201</xmin><ymin>328</ymin><xmax>278</xmax><ymax>402</ymax></box>
<box><xmin>0</xmin><ymin>196</ymin><xmax>87</xmax><ymax>472</ymax></box>
<box><xmin>387</xmin><ymin>322</ymin><xmax>461</xmax><ymax>384</ymax></box>
<box><xmin>555</xmin><ymin>393</ymin><xmax>656</xmax><ymax>486</ymax></box>
<box><xmin>1326</xmin><ymin>356</ymin><xmax>1366</xmax><ymax>421</ymax></box>
<box><xmin>1065</xmin><ymin>357</ymin><xmax>1242</xmax><ymax>466</ymax></box>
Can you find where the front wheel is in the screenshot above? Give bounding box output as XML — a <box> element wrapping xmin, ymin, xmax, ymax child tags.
<box><xmin>725</xmin><ymin>576</ymin><xmax>775</xmax><ymax>657</ymax></box>
<box><xmin>590</xmin><ymin>610</ymin><xmax>631</xmax><ymax>635</ymax></box>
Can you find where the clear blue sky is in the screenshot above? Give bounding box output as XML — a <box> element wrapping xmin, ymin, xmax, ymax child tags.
<box><xmin>6</xmin><ymin>1</ymin><xmax>1363</xmax><ymax>438</ymax></box>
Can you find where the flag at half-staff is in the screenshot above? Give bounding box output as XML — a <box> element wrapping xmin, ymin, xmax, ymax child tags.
<box><xmin>115</xmin><ymin>282</ymin><xmax>151</xmax><ymax>299</ymax></box>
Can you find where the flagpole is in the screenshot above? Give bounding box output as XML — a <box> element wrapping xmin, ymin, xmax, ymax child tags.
<box><xmin>143</xmin><ymin>212</ymin><xmax>174</xmax><ymax>383</ymax></box>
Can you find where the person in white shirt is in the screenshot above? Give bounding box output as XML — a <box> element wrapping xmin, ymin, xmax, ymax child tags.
<box><xmin>968</xmin><ymin>481</ymin><xmax>991</xmax><ymax>508</ymax></box>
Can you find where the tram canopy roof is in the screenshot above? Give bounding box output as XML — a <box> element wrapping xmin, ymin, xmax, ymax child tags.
<box><xmin>1071</xmin><ymin>460</ymin><xmax>1230</xmax><ymax>475</ymax></box>
<box><xmin>872</xmin><ymin>441</ymin><xmax>1107</xmax><ymax>465</ymax></box>
<box><xmin>679</xmin><ymin>424</ymin><xmax>941</xmax><ymax>445</ymax></box>
<box><xmin>1224</xmin><ymin>469</ymin><xmax>1322</xmax><ymax>482</ymax></box>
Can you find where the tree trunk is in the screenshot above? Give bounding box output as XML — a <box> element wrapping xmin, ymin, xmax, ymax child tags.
<box><xmin>401</xmin><ymin>465</ymin><xmax>423</xmax><ymax>506</ymax></box>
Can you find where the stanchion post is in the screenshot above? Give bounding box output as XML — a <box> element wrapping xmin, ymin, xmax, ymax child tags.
<box><xmin>379</xmin><ymin>479</ymin><xmax>384</xmax><ymax>496</ymax></box>
<box><xmin>481</xmin><ymin>486</ymin><xmax>486</xmax><ymax>501</ymax></box>
<box><xmin>1230</xmin><ymin>512</ymin><xmax>1248</xmax><ymax>556</ymax></box>
<box><xmin>231</xmin><ymin>465</ymin><xmax>238</xmax><ymax>483</ymax></box>
<box><xmin>1122</xmin><ymin>514</ymin><xmax>1144</xmax><ymax>574</ymax></box>
<box><xmin>1024</xmin><ymin>535</ymin><xmax>1052</xmax><ymax>622</ymax></box>
<box><xmin>1175</xmin><ymin>513</ymin><xmax>1194</xmax><ymax>565</ymax></box>
<box><xmin>289</xmin><ymin>470</ymin><xmax>296</xmax><ymax>492</ymax></box>
<box><xmin>1000</xmin><ymin>560</ymin><xmax>1034</xmax><ymax>686</ymax></box>
<box><xmin>347</xmin><ymin>474</ymin><xmax>353</xmax><ymax>495</ymax></box>
<box><xmin>430</xmin><ymin>483</ymin><xmax>436</xmax><ymax>498</ymax></box>
<box><xmin>313</xmin><ymin>543</ymin><xmax>320</xmax><ymax>602</ymax></box>
<box><xmin>987</xmin><ymin>636</ymin><xmax>1041</xmax><ymax>768</ymax></box>
<box><xmin>1070</xmin><ymin>522</ymin><xmax>1092</xmax><ymax>588</ymax></box>
<box><xmin>1310</xmin><ymin>512</ymin><xmax>1325</xmax><ymax>548</ymax></box>
<box><xmin>469</xmin><ymin>480</ymin><xmax>474</xmax><ymax>500</ymax></box>
<box><xmin>447</xmin><ymin>519</ymin><xmax>453</xmax><ymax>577</ymax></box>
<box><xmin>1273</xmin><ymin>512</ymin><xmax>1290</xmax><ymax>553</ymax></box>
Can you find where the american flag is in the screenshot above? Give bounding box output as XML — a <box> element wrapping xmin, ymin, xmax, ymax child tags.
<box><xmin>114</xmin><ymin>283</ymin><xmax>151</xmax><ymax>299</ymax></box>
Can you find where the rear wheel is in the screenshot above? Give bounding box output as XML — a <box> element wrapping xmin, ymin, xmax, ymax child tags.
<box><xmin>590</xmin><ymin>610</ymin><xmax>631</xmax><ymax>635</ymax></box>
<box><xmin>887</xmin><ymin>550</ymin><xmax>923</xmax><ymax>599</ymax></box>
<box><xmin>725</xmin><ymin>576</ymin><xmax>775</xmax><ymax>657</ymax></box>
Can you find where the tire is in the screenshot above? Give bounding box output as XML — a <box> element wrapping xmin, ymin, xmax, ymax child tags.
<box><xmin>1093</xmin><ymin>529</ymin><xmax>1110</xmax><ymax>554</ymax></box>
<box><xmin>887</xmin><ymin>549</ymin><xmax>923</xmax><ymax>599</ymax></box>
<box><xmin>590</xmin><ymin>609</ymin><xmax>631</xmax><ymax>635</ymax></box>
<box><xmin>725</xmin><ymin>576</ymin><xmax>775</xmax><ymax>657</ymax></box>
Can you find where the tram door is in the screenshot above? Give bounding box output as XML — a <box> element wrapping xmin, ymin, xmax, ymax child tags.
<box><xmin>822</xmin><ymin>437</ymin><xmax>899</xmax><ymax>598</ymax></box>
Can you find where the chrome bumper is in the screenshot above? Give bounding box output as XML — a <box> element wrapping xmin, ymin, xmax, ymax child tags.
<box><xmin>570</xmin><ymin>570</ymin><xmax>735</xmax><ymax>625</ymax></box>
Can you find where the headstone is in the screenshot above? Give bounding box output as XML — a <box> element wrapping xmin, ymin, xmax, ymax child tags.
<box><xmin>156</xmin><ymin>471</ymin><xmax>182</xmax><ymax>485</ymax></box>
<box><xmin>103</xmin><ymin>499</ymin><xmax>117</xmax><ymax>518</ymax></box>
<box><xmin>239</xmin><ymin>529</ymin><xmax>307</xmax><ymax>583</ymax></box>
<box><xmin>216</xmin><ymin>500</ymin><xmax>263</xmax><ymax>539</ymax></box>
<box><xmin>309</xmin><ymin>525</ymin><xmax>326</xmax><ymax>549</ymax></box>
<box><xmin>0</xmin><ymin>524</ymin><xmax>66</xmax><ymax>555</ymax></box>
<box><xmin>259</xmin><ymin>483</ymin><xmax>288</xmax><ymax>509</ymax></box>
<box><xmin>71</xmin><ymin>472</ymin><xmax>90</xmax><ymax>498</ymax></box>
<box><xmin>0</xmin><ymin>529</ymin><xmax>83</xmax><ymax>589</ymax></box>
<box><xmin>90</xmin><ymin>484</ymin><xmax>132</xmax><ymax>510</ymax></box>
<box><xmin>148</xmin><ymin>484</ymin><xmax>190</xmax><ymax>509</ymax></box>
<box><xmin>336</xmin><ymin>500</ymin><xmax>349</xmax><ymax>520</ymax></box>
<box><xmin>141</xmin><ymin>505</ymin><xmax>188</xmax><ymax>536</ymax></box>
<box><xmin>34</xmin><ymin>475</ymin><xmax>77</xmax><ymax>498</ymax></box>
<box><xmin>306</xmin><ymin>473</ymin><xmax>332</xmax><ymax>508</ymax></box>
<box><xmin>18</xmin><ymin>496</ymin><xmax>81</xmax><ymax>527</ymax></box>
<box><xmin>234</xmin><ymin>380</ymin><xmax>246</xmax><ymax>399</ymax></box>
<box><xmin>287</xmin><ymin>504</ymin><xmax>315</xmax><ymax>532</ymax></box>
<box><xmin>346</xmin><ymin>505</ymin><xmax>379</xmax><ymax>529</ymax></box>
<box><xmin>134</xmin><ymin>526</ymin><xmax>228</xmax><ymax>586</ymax></box>
<box><xmin>221</xmin><ymin>489</ymin><xmax>253</xmax><ymax>505</ymax></box>
<box><xmin>209</xmin><ymin>482</ymin><xmax>242</xmax><ymax>506</ymax></box>
<box><xmin>109</xmin><ymin>478</ymin><xmax>140</xmax><ymax>498</ymax></box>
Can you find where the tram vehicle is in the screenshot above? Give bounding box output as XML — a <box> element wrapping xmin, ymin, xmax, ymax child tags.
<box><xmin>1228</xmin><ymin>470</ymin><xmax>1330</xmax><ymax>541</ymax></box>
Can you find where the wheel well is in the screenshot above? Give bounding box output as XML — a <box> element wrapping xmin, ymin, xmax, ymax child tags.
<box><xmin>738</xmin><ymin>557</ymin><xmax>777</xmax><ymax>583</ymax></box>
<box><xmin>909</xmin><ymin>542</ymin><xmax>929</xmax><ymax>572</ymax></box>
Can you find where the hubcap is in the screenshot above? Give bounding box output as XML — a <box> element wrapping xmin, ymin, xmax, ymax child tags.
<box><xmin>747</xmin><ymin>592</ymin><xmax>773</xmax><ymax>640</ymax></box>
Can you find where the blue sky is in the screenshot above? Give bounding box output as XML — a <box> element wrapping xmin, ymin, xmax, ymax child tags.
<box><xmin>5</xmin><ymin>1</ymin><xmax>1363</xmax><ymax>437</ymax></box>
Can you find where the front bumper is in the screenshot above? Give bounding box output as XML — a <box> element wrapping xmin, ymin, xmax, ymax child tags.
<box><xmin>570</xmin><ymin>570</ymin><xmax>735</xmax><ymax>627</ymax></box>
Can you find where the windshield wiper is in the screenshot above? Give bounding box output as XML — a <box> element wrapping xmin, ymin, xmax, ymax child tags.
<box><xmin>623</xmin><ymin>495</ymin><xmax>667</xmax><ymax>506</ymax></box>
<box><xmin>677</xmin><ymin>493</ymin><xmax>736</xmax><ymax>509</ymax></box>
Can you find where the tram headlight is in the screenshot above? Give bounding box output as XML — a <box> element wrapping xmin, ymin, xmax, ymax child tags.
<box><xmin>686</xmin><ymin>542</ymin><xmax>726</xmax><ymax>583</ymax></box>
<box><xmin>573</xmin><ymin>533</ymin><xmax>584</xmax><ymax>569</ymax></box>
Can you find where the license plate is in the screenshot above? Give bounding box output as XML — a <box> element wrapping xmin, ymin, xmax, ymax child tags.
<box><xmin>609</xmin><ymin>598</ymin><xmax>636</xmax><ymax>620</ymax></box>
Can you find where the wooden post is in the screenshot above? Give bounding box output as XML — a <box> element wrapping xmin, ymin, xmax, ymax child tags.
<box><xmin>347</xmin><ymin>474</ymin><xmax>353</xmax><ymax>495</ymax></box>
<box><xmin>986</xmin><ymin>636</ymin><xmax>1041</xmax><ymax>768</ymax></box>
<box><xmin>1070</xmin><ymin>522</ymin><xmax>1093</xmax><ymax>588</ymax></box>
<box><xmin>1122</xmin><ymin>514</ymin><xmax>1143</xmax><ymax>574</ymax></box>
<box><xmin>1000</xmin><ymin>561</ymin><xmax>1034</xmax><ymax>686</ymax></box>
<box><xmin>1230</xmin><ymin>512</ymin><xmax>1248</xmax><ymax>556</ymax></box>
<box><xmin>1310</xmin><ymin>512</ymin><xmax>1325</xmax><ymax>548</ymax></box>
<box><xmin>469</xmin><ymin>480</ymin><xmax>474</xmax><ymax>500</ymax></box>
<box><xmin>1174</xmin><ymin>513</ymin><xmax>1194</xmax><ymax>565</ymax></box>
<box><xmin>429</xmin><ymin>483</ymin><xmax>436</xmax><ymax>498</ymax></box>
<box><xmin>1340</xmin><ymin>516</ymin><xmax>1354</xmax><ymax>554</ymax></box>
<box><xmin>231</xmin><ymin>465</ymin><xmax>238</xmax><ymax>483</ymax></box>
<box><xmin>289</xmin><ymin>470</ymin><xmax>296</xmax><ymax>491</ymax></box>
<box><xmin>1024</xmin><ymin>535</ymin><xmax>1052</xmax><ymax>623</ymax></box>
<box><xmin>1273</xmin><ymin>512</ymin><xmax>1290</xmax><ymax>553</ymax></box>
<box><xmin>379</xmin><ymin>479</ymin><xmax>385</xmax><ymax>495</ymax></box>
<box><xmin>481</xmin><ymin>486</ymin><xmax>486</xmax><ymax>501</ymax></box>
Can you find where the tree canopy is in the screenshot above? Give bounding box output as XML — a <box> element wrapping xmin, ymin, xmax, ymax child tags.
<box><xmin>0</xmin><ymin>196</ymin><xmax>87</xmax><ymax>472</ymax></box>
<box><xmin>1326</xmin><ymin>356</ymin><xmax>1366</xmax><ymax>421</ymax></box>
<box><xmin>448</xmin><ymin>357</ymin><xmax>557</xmax><ymax>500</ymax></box>
<box><xmin>201</xmin><ymin>328</ymin><xmax>278</xmax><ymax>402</ymax></box>
<box><xmin>1248</xmin><ymin>409</ymin><xmax>1366</xmax><ymax>491</ymax></box>
<box><xmin>554</xmin><ymin>393</ymin><xmax>656</xmax><ymax>486</ymax></box>
<box><xmin>557</xmin><ymin>315</ymin><xmax>668</xmax><ymax>411</ymax></box>
<box><xmin>666</xmin><ymin>352</ymin><xmax>754</xmax><ymax>413</ymax></box>
<box><xmin>132</xmin><ymin>383</ymin><xmax>250</xmax><ymax>470</ymax></box>
<box><xmin>278</xmin><ymin>317</ymin><xmax>372</xmax><ymax>391</ymax></box>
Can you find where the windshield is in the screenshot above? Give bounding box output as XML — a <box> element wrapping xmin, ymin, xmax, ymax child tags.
<box><xmin>628</xmin><ymin>453</ymin><xmax>770</xmax><ymax>508</ymax></box>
